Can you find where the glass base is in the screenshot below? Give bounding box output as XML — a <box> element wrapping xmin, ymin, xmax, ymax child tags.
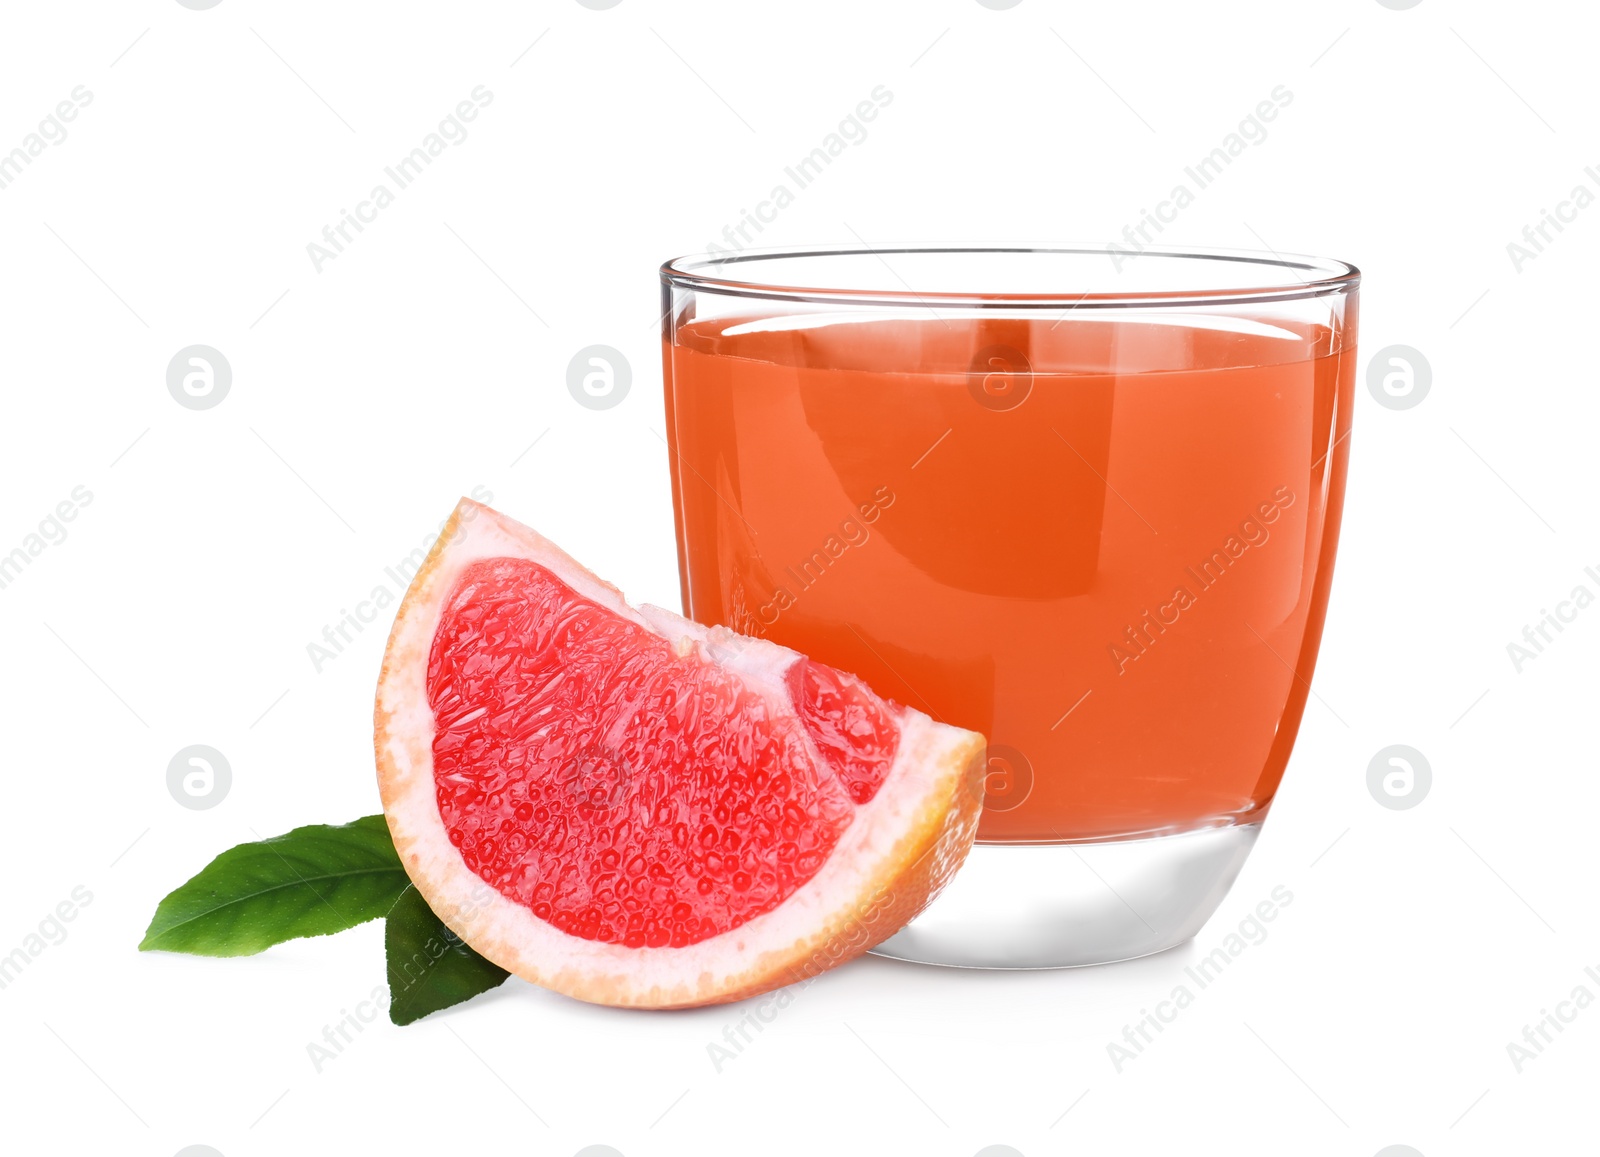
<box><xmin>870</xmin><ymin>823</ymin><xmax>1261</xmax><ymax>969</ymax></box>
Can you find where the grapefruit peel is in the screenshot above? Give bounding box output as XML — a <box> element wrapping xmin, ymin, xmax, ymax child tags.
<box><xmin>375</xmin><ymin>499</ymin><xmax>986</xmax><ymax>1009</ymax></box>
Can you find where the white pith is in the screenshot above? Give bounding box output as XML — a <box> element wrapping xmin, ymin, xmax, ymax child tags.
<box><xmin>374</xmin><ymin>499</ymin><xmax>984</xmax><ymax>1008</ymax></box>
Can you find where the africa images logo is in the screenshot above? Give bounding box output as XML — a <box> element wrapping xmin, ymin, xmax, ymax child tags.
<box><xmin>306</xmin><ymin>87</ymin><xmax>494</xmax><ymax>272</ymax></box>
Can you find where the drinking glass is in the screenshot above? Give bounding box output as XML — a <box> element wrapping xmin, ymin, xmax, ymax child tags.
<box><xmin>659</xmin><ymin>245</ymin><xmax>1358</xmax><ymax>967</ymax></box>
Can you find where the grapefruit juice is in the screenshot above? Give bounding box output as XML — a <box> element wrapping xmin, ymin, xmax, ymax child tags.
<box><xmin>663</xmin><ymin>310</ymin><xmax>1354</xmax><ymax>844</ymax></box>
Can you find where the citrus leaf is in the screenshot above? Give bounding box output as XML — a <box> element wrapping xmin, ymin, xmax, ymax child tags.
<box><xmin>139</xmin><ymin>815</ymin><xmax>410</xmax><ymax>956</ymax></box>
<box><xmin>385</xmin><ymin>884</ymin><xmax>509</xmax><ymax>1025</ymax></box>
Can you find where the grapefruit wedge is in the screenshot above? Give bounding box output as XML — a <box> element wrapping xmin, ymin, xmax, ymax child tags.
<box><xmin>375</xmin><ymin>499</ymin><xmax>985</xmax><ymax>1009</ymax></box>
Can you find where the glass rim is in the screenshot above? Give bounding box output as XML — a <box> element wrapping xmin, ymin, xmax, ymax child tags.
<box><xmin>660</xmin><ymin>244</ymin><xmax>1361</xmax><ymax>310</ymax></box>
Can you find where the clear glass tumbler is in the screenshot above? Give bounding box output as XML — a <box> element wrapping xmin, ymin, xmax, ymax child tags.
<box><xmin>659</xmin><ymin>246</ymin><xmax>1358</xmax><ymax>967</ymax></box>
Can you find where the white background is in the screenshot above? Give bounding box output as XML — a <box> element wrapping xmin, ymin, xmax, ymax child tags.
<box><xmin>1</xmin><ymin>1</ymin><xmax>1595</xmax><ymax>1155</ymax></box>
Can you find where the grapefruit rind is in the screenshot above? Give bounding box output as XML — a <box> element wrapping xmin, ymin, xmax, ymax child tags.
<box><xmin>375</xmin><ymin>499</ymin><xmax>985</xmax><ymax>1009</ymax></box>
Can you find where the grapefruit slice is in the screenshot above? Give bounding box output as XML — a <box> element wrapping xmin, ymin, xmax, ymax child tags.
<box><xmin>374</xmin><ymin>499</ymin><xmax>985</xmax><ymax>1009</ymax></box>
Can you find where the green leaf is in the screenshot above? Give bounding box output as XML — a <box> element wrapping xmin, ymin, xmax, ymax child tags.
<box><xmin>385</xmin><ymin>884</ymin><xmax>509</xmax><ymax>1025</ymax></box>
<box><xmin>139</xmin><ymin>815</ymin><xmax>410</xmax><ymax>956</ymax></box>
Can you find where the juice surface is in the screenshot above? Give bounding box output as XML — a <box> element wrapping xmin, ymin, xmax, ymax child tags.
<box><xmin>663</xmin><ymin>310</ymin><xmax>1354</xmax><ymax>842</ymax></box>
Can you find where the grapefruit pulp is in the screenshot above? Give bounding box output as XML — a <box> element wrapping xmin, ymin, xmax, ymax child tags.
<box><xmin>375</xmin><ymin>499</ymin><xmax>986</xmax><ymax>1008</ymax></box>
